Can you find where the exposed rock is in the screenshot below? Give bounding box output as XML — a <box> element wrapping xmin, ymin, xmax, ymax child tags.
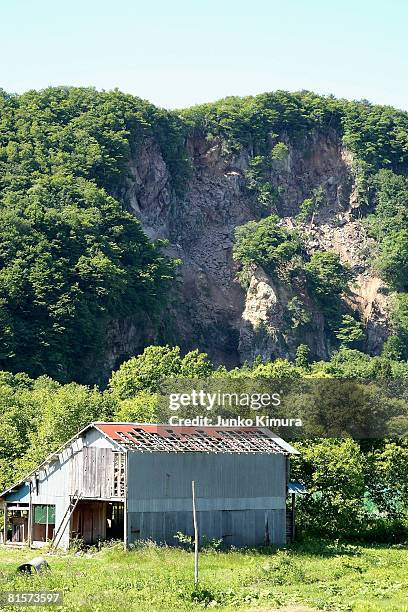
<box><xmin>239</xmin><ymin>268</ymin><xmax>329</xmax><ymax>363</ymax></box>
<box><xmin>101</xmin><ymin>129</ymin><xmax>391</xmax><ymax>377</ymax></box>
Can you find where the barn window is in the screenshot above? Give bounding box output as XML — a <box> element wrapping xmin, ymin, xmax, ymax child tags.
<box><xmin>32</xmin><ymin>504</ymin><xmax>56</xmax><ymax>542</ymax></box>
<box><xmin>33</xmin><ymin>505</ymin><xmax>55</xmax><ymax>524</ymax></box>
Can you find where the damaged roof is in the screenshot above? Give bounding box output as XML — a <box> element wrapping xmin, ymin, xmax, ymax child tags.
<box><xmin>94</xmin><ymin>423</ymin><xmax>299</xmax><ymax>454</ymax></box>
<box><xmin>0</xmin><ymin>422</ymin><xmax>298</xmax><ymax>498</ymax></box>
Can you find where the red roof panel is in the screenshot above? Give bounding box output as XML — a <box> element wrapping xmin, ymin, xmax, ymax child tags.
<box><xmin>94</xmin><ymin>423</ymin><xmax>293</xmax><ymax>454</ymax></box>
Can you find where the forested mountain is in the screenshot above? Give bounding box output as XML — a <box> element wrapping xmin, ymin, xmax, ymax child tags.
<box><xmin>1</xmin><ymin>87</ymin><xmax>408</xmax><ymax>384</ymax></box>
<box><xmin>1</xmin><ymin>88</ymin><xmax>408</xmax><ymax>539</ymax></box>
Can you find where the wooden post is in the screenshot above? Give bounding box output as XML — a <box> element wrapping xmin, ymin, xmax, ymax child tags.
<box><xmin>3</xmin><ymin>506</ymin><xmax>7</xmax><ymax>544</ymax></box>
<box><xmin>192</xmin><ymin>480</ymin><xmax>199</xmax><ymax>586</ymax></box>
<box><xmin>291</xmin><ymin>493</ymin><xmax>296</xmax><ymax>542</ymax></box>
<box><xmin>123</xmin><ymin>453</ymin><xmax>128</xmax><ymax>550</ymax></box>
<box><xmin>28</xmin><ymin>482</ymin><xmax>33</xmax><ymax>548</ymax></box>
<box><xmin>45</xmin><ymin>505</ymin><xmax>49</xmax><ymax>543</ymax></box>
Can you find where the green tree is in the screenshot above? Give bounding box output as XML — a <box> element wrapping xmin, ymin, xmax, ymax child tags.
<box><xmin>375</xmin><ymin>230</ymin><xmax>408</xmax><ymax>291</ymax></box>
<box><xmin>114</xmin><ymin>391</ymin><xmax>158</xmax><ymax>423</ymax></box>
<box><xmin>0</xmin><ymin>175</ymin><xmax>177</xmax><ymax>382</ymax></box>
<box><xmin>270</xmin><ymin>142</ymin><xmax>289</xmax><ymax>161</ymax></box>
<box><xmin>335</xmin><ymin>314</ymin><xmax>365</xmax><ymax>347</ymax></box>
<box><xmin>295</xmin><ymin>344</ymin><xmax>310</xmax><ymax>369</ymax></box>
<box><xmin>367</xmin><ymin>442</ymin><xmax>408</xmax><ymax>518</ymax></box>
<box><xmin>108</xmin><ymin>346</ymin><xmax>213</xmax><ymax>400</ymax></box>
<box><xmin>233</xmin><ymin>215</ymin><xmax>301</xmax><ymax>278</ymax></box>
<box><xmin>386</xmin><ymin>293</ymin><xmax>408</xmax><ymax>359</ymax></box>
<box><xmin>291</xmin><ymin>438</ymin><xmax>365</xmax><ymax>537</ymax></box>
<box><xmin>305</xmin><ymin>251</ymin><xmax>352</xmax><ymax>330</ymax></box>
<box><xmin>287</xmin><ymin>296</ymin><xmax>312</xmax><ymax>328</ymax></box>
<box><xmin>305</xmin><ymin>251</ymin><xmax>351</xmax><ymax>298</ymax></box>
<box><xmin>22</xmin><ymin>379</ymin><xmax>110</xmax><ymax>469</ymax></box>
<box><xmin>297</xmin><ymin>186</ymin><xmax>325</xmax><ymax>225</ymax></box>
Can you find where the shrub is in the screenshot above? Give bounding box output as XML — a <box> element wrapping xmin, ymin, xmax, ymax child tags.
<box><xmin>233</xmin><ymin>215</ymin><xmax>301</xmax><ymax>278</ymax></box>
<box><xmin>335</xmin><ymin>314</ymin><xmax>365</xmax><ymax>347</ymax></box>
<box><xmin>270</xmin><ymin>142</ymin><xmax>289</xmax><ymax>161</ymax></box>
<box><xmin>290</xmin><ymin>438</ymin><xmax>365</xmax><ymax>538</ymax></box>
<box><xmin>375</xmin><ymin>230</ymin><xmax>408</xmax><ymax>291</ymax></box>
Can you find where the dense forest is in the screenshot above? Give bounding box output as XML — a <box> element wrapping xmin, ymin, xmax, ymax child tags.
<box><xmin>1</xmin><ymin>87</ymin><xmax>408</xmax><ymax>539</ymax></box>
<box><xmin>1</xmin><ymin>345</ymin><xmax>408</xmax><ymax>540</ymax></box>
<box><xmin>1</xmin><ymin>87</ymin><xmax>408</xmax><ymax>380</ymax></box>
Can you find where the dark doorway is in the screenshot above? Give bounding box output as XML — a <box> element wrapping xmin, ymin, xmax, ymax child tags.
<box><xmin>72</xmin><ymin>501</ymin><xmax>124</xmax><ymax>545</ymax></box>
<box><xmin>6</xmin><ymin>507</ymin><xmax>29</xmax><ymax>543</ymax></box>
<box><xmin>106</xmin><ymin>502</ymin><xmax>124</xmax><ymax>540</ymax></box>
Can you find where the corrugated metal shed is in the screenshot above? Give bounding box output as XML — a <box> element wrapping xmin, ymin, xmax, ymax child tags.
<box><xmin>1</xmin><ymin>422</ymin><xmax>299</xmax><ymax>549</ymax></box>
<box><xmin>94</xmin><ymin>423</ymin><xmax>298</xmax><ymax>454</ymax></box>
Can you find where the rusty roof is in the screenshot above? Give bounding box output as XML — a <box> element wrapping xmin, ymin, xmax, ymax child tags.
<box><xmin>0</xmin><ymin>422</ymin><xmax>299</xmax><ymax>498</ymax></box>
<box><xmin>94</xmin><ymin>423</ymin><xmax>298</xmax><ymax>454</ymax></box>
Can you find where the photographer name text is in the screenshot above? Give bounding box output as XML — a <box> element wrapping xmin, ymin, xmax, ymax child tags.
<box><xmin>169</xmin><ymin>415</ymin><xmax>303</xmax><ymax>427</ymax></box>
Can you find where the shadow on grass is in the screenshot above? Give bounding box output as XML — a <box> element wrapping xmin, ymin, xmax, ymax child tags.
<box><xmin>253</xmin><ymin>540</ymin><xmax>362</xmax><ymax>558</ymax></box>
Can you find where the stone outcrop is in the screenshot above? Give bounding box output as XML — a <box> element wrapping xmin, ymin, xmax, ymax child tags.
<box><xmin>102</xmin><ymin>129</ymin><xmax>390</xmax><ymax>376</ymax></box>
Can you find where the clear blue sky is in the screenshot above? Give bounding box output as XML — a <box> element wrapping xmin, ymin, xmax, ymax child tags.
<box><xmin>2</xmin><ymin>0</ymin><xmax>407</xmax><ymax>110</ymax></box>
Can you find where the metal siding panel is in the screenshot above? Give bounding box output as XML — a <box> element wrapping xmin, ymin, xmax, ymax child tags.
<box><xmin>127</xmin><ymin>453</ymin><xmax>286</xmax><ymax>508</ymax></box>
<box><xmin>125</xmin><ymin>451</ymin><xmax>287</xmax><ymax>547</ymax></box>
<box><xmin>126</xmin><ymin>508</ymin><xmax>285</xmax><ymax>548</ymax></box>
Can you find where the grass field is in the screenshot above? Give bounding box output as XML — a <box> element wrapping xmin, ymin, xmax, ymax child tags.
<box><xmin>0</xmin><ymin>541</ymin><xmax>408</xmax><ymax>611</ymax></box>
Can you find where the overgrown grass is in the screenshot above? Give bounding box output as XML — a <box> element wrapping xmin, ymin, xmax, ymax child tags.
<box><xmin>0</xmin><ymin>540</ymin><xmax>408</xmax><ymax>611</ymax></box>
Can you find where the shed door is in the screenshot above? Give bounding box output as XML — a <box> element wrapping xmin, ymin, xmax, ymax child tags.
<box><xmin>72</xmin><ymin>501</ymin><xmax>107</xmax><ymax>545</ymax></box>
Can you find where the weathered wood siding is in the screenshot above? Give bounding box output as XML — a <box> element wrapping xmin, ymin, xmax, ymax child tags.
<box><xmin>72</xmin><ymin>501</ymin><xmax>107</xmax><ymax>544</ymax></box>
<box><xmin>70</xmin><ymin>448</ymin><xmax>115</xmax><ymax>499</ymax></box>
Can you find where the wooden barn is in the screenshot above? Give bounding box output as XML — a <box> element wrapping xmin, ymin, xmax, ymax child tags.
<box><xmin>0</xmin><ymin>423</ymin><xmax>299</xmax><ymax>549</ymax></box>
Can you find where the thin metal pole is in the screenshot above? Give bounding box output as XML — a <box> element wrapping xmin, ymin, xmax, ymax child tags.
<box><xmin>192</xmin><ymin>480</ymin><xmax>199</xmax><ymax>586</ymax></box>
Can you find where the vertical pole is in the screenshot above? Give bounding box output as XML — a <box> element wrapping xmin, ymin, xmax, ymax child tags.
<box><xmin>123</xmin><ymin>453</ymin><xmax>128</xmax><ymax>550</ymax></box>
<box><xmin>192</xmin><ymin>480</ymin><xmax>199</xmax><ymax>586</ymax></box>
<box><xmin>28</xmin><ymin>483</ymin><xmax>33</xmax><ymax>548</ymax></box>
<box><xmin>46</xmin><ymin>505</ymin><xmax>49</xmax><ymax>543</ymax></box>
<box><xmin>291</xmin><ymin>493</ymin><xmax>296</xmax><ymax>542</ymax></box>
<box><xmin>3</xmin><ymin>506</ymin><xmax>7</xmax><ymax>543</ymax></box>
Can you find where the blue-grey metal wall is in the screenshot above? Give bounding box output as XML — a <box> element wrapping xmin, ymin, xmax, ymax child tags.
<box><xmin>127</xmin><ymin>452</ymin><xmax>287</xmax><ymax>546</ymax></box>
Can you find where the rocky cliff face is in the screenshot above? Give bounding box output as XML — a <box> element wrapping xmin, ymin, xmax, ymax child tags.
<box><xmin>104</xmin><ymin>129</ymin><xmax>391</xmax><ymax>373</ymax></box>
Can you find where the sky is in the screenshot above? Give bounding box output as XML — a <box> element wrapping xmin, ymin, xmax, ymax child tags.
<box><xmin>1</xmin><ymin>0</ymin><xmax>407</xmax><ymax>110</ymax></box>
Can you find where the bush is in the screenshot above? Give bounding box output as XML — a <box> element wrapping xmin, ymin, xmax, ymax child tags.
<box><xmin>233</xmin><ymin>215</ymin><xmax>301</xmax><ymax>278</ymax></box>
<box><xmin>375</xmin><ymin>230</ymin><xmax>408</xmax><ymax>291</ymax></box>
<box><xmin>358</xmin><ymin>518</ymin><xmax>408</xmax><ymax>544</ymax></box>
<box><xmin>290</xmin><ymin>439</ymin><xmax>365</xmax><ymax>538</ymax></box>
<box><xmin>305</xmin><ymin>251</ymin><xmax>352</xmax><ymax>330</ymax></box>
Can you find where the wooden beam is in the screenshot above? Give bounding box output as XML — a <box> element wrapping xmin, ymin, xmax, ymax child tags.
<box><xmin>123</xmin><ymin>453</ymin><xmax>128</xmax><ymax>550</ymax></box>
<box><xmin>28</xmin><ymin>482</ymin><xmax>32</xmax><ymax>548</ymax></box>
<box><xmin>2</xmin><ymin>507</ymin><xmax>7</xmax><ymax>544</ymax></box>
